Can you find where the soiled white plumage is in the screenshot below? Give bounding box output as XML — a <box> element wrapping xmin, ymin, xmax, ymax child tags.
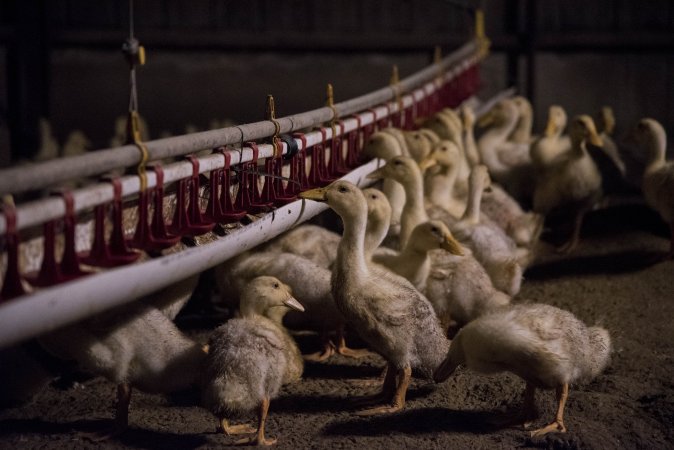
<box><xmin>261</xmin><ymin>224</ymin><xmax>340</xmax><ymax>269</ymax></box>
<box><xmin>300</xmin><ymin>181</ymin><xmax>449</xmax><ymax>415</ymax></box>
<box><xmin>434</xmin><ymin>303</ymin><xmax>611</xmax><ymax>436</ymax></box>
<box><xmin>450</xmin><ymin>166</ymin><xmax>523</xmax><ymax>296</ymax></box>
<box><xmin>202</xmin><ymin>276</ymin><xmax>304</xmax><ymax>446</ymax></box>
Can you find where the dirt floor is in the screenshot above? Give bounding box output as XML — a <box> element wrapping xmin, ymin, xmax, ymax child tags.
<box><xmin>1</xmin><ymin>202</ymin><xmax>673</xmax><ymax>450</ymax></box>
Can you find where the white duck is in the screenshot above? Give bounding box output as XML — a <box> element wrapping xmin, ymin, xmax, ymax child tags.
<box><xmin>424</xmin><ymin>139</ymin><xmax>466</xmax><ymax>220</ymax></box>
<box><xmin>201</xmin><ymin>276</ymin><xmax>304</xmax><ymax>446</ymax></box>
<box><xmin>508</xmin><ymin>96</ymin><xmax>536</xmax><ymax>145</ymax></box>
<box><xmin>449</xmin><ymin>165</ymin><xmax>524</xmax><ymax>296</ymax></box>
<box><xmin>300</xmin><ymin>180</ymin><xmax>450</xmax><ymax>416</ymax></box>
<box><xmin>530</xmin><ymin>105</ymin><xmax>571</xmax><ymax>171</ymax></box>
<box><xmin>533</xmin><ymin>115</ymin><xmax>603</xmax><ymax>253</ymax></box>
<box><xmin>367</xmin><ymin>155</ymin><xmax>431</xmax><ymax>249</ymax></box>
<box><xmin>434</xmin><ymin>303</ymin><xmax>612</xmax><ymax>437</ymax></box>
<box><xmin>627</xmin><ymin>118</ymin><xmax>674</xmax><ymax>257</ymax></box>
<box><xmin>477</xmin><ymin>98</ymin><xmax>533</xmax><ymax>202</ymax></box>
<box><xmin>38</xmin><ymin>282</ymin><xmax>208</xmax><ymax>440</ymax></box>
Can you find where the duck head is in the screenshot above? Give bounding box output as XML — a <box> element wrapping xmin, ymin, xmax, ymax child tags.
<box><xmin>460</xmin><ymin>105</ymin><xmax>476</xmax><ymax>130</ymax></box>
<box><xmin>570</xmin><ymin>115</ymin><xmax>603</xmax><ymax>148</ymax></box>
<box><xmin>366</xmin><ymin>156</ymin><xmax>423</xmax><ymax>184</ymax></box>
<box><xmin>544</xmin><ymin>105</ymin><xmax>567</xmax><ymax>137</ymax></box>
<box><xmin>240</xmin><ymin>276</ymin><xmax>304</xmax><ymax>319</ymax></box>
<box><xmin>427</xmin><ymin>140</ymin><xmax>462</xmax><ymax>170</ymax></box>
<box><xmin>409</xmin><ymin>220</ymin><xmax>464</xmax><ymax>255</ymax></box>
<box><xmin>477</xmin><ymin>98</ymin><xmax>518</xmax><ymax>128</ymax></box>
<box><xmin>299</xmin><ymin>180</ymin><xmax>367</xmax><ymax>222</ymax></box>
<box><xmin>363</xmin><ymin>187</ymin><xmax>392</xmax><ymax>227</ymax></box>
<box><xmin>598</xmin><ymin>106</ymin><xmax>616</xmax><ymax>136</ymax></box>
<box><xmin>624</xmin><ymin>118</ymin><xmax>667</xmax><ymax>165</ymax></box>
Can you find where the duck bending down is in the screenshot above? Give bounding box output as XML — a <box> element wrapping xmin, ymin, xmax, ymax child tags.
<box><xmin>627</xmin><ymin>118</ymin><xmax>674</xmax><ymax>257</ymax></box>
<box><xmin>300</xmin><ymin>180</ymin><xmax>450</xmax><ymax>416</ymax></box>
<box><xmin>449</xmin><ymin>165</ymin><xmax>524</xmax><ymax>296</ymax></box>
<box><xmin>533</xmin><ymin>115</ymin><xmax>603</xmax><ymax>253</ymax></box>
<box><xmin>202</xmin><ymin>276</ymin><xmax>304</xmax><ymax>446</ymax></box>
<box><xmin>38</xmin><ymin>282</ymin><xmax>209</xmax><ymax>441</ymax></box>
<box><xmin>434</xmin><ymin>303</ymin><xmax>611</xmax><ymax>437</ymax></box>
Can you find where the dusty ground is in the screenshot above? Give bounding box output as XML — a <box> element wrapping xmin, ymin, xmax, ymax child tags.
<box><xmin>1</xmin><ymin>203</ymin><xmax>673</xmax><ymax>450</ymax></box>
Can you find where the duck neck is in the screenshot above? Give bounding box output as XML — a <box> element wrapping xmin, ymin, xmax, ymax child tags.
<box><xmin>364</xmin><ymin>214</ymin><xmax>390</xmax><ymax>261</ymax></box>
<box><xmin>570</xmin><ymin>134</ymin><xmax>589</xmax><ymax>159</ymax></box>
<box><xmin>511</xmin><ymin>111</ymin><xmax>532</xmax><ymax>144</ymax></box>
<box><xmin>239</xmin><ymin>300</ymin><xmax>263</xmax><ymax>319</ymax></box>
<box><xmin>644</xmin><ymin>134</ymin><xmax>667</xmax><ymax>175</ymax></box>
<box><xmin>394</xmin><ymin>243</ymin><xmax>431</xmax><ymax>288</ymax></box>
<box><xmin>336</xmin><ymin>206</ymin><xmax>369</xmax><ymax>281</ymax></box>
<box><xmin>461</xmin><ymin>177</ymin><xmax>484</xmax><ymax>224</ymax></box>
<box><xmin>477</xmin><ymin>114</ymin><xmax>517</xmax><ymax>174</ymax></box>
<box><xmin>428</xmin><ymin>163</ymin><xmax>458</xmax><ymax>207</ymax></box>
<box><xmin>463</xmin><ymin>123</ymin><xmax>481</xmax><ymax>167</ymax></box>
<box><xmin>399</xmin><ymin>173</ymin><xmax>428</xmax><ymax>248</ymax></box>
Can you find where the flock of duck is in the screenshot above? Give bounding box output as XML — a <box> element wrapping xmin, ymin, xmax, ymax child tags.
<box><xmin>10</xmin><ymin>95</ymin><xmax>674</xmax><ymax>446</ymax></box>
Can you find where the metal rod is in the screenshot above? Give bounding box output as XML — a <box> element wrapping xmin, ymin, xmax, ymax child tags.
<box><xmin>0</xmin><ymin>160</ymin><xmax>379</xmax><ymax>350</ymax></box>
<box><xmin>0</xmin><ymin>41</ymin><xmax>477</xmax><ymax>196</ymax></box>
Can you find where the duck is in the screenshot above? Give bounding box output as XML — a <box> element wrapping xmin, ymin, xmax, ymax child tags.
<box><xmin>372</xmin><ymin>220</ymin><xmax>464</xmax><ymax>292</ymax></box>
<box><xmin>367</xmin><ymin>155</ymin><xmax>432</xmax><ymax>249</ymax></box>
<box><xmin>424</xmin><ymin>139</ymin><xmax>466</xmax><ymax>220</ymax></box>
<box><xmin>626</xmin><ymin>118</ymin><xmax>674</xmax><ymax>257</ymax></box>
<box><xmin>372</xmin><ymin>220</ymin><xmax>510</xmax><ymax>336</ymax></box>
<box><xmin>508</xmin><ymin>96</ymin><xmax>536</xmax><ymax>145</ymax></box>
<box><xmin>449</xmin><ymin>165</ymin><xmax>524</xmax><ymax>296</ymax></box>
<box><xmin>587</xmin><ymin>106</ymin><xmax>630</xmax><ymax>197</ymax></box>
<box><xmin>530</xmin><ymin>105</ymin><xmax>571</xmax><ymax>171</ymax></box>
<box><xmin>201</xmin><ymin>276</ymin><xmax>304</xmax><ymax>446</ymax></box>
<box><xmin>422</xmin><ymin>108</ymin><xmax>471</xmax><ymax>189</ymax></box>
<box><xmin>37</xmin><ymin>280</ymin><xmax>209</xmax><ymax>441</ymax></box>
<box><xmin>300</xmin><ymin>180</ymin><xmax>450</xmax><ymax>416</ymax></box>
<box><xmin>362</xmin><ymin>129</ymin><xmax>409</xmax><ymax>234</ymax></box>
<box><xmin>434</xmin><ymin>303</ymin><xmax>612</xmax><ymax>437</ymax></box>
<box><xmin>533</xmin><ymin>115</ymin><xmax>603</xmax><ymax>253</ymax></box>
<box><xmin>460</xmin><ymin>104</ymin><xmax>481</xmax><ymax>168</ymax></box>
<box><xmin>216</xmin><ymin>188</ymin><xmax>392</xmax><ymax>361</ymax></box>
<box><xmin>477</xmin><ymin>98</ymin><xmax>534</xmax><ymax>202</ymax></box>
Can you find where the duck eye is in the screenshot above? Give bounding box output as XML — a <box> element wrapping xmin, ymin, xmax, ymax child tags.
<box><xmin>370</xmin><ymin>194</ymin><xmax>378</xmax><ymax>199</ymax></box>
<box><xmin>393</xmin><ymin>160</ymin><xmax>402</xmax><ymax>166</ymax></box>
<box><xmin>273</xmin><ymin>282</ymin><xmax>279</xmax><ymax>289</ymax></box>
<box><xmin>338</xmin><ymin>186</ymin><xmax>348</xmax><ymax>193</ymax></box>
<box><xmin>431</xmin><ymin>227</ymin><xmax>438</xmax><ymax>233</ymax></box>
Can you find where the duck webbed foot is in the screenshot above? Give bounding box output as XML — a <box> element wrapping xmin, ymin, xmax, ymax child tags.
<box><xmin>233</xmin><ymin>397</ymin><xmax>276</xmax><ymax>446</ymax></box>
<box><xmin>79</xmin><ymin>383</ymin><xmax>131</xmax><ymax>442</ymax></box>
<box><xmin>530</xmin><ymin>383</ymin><xmax>568</xmax><ymax>437</ymax></box>
<box><xmin>335</xmin><ymin>333</ymin><xmax>376</xmax><ymax>359</ymax></box>
<box><xmin>355</xmin><ymin>365</ymin><xmax>410</xmax><ymax>416</ymax></box>
<box><xmin>219</xmin><ymin>418</ymin><xmax>256</xmax><ymax>435</ymax></box>
<box><xmin>302</xmin><ymin>340</ymin><xmax>336</xmax><ymax>362</ymax></box>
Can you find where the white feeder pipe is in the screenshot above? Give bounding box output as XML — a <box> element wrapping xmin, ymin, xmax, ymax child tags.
<box><xmin>0</xmin><ymin>159</ymin><xmax>380</xmax><ymax>349</ymax></box>
<box><xmin>0</xmin><ymin>41</ymin><xmax>478</xmax><ymax>196</ymax></box>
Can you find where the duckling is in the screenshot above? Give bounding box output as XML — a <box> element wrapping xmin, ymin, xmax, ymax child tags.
<box><xmin>508</xmin><ymin>96</ymin><xmax>536</xmax><ymax>145</ymax></box>
<box><xmin>202</xmin><ymin>276</ymin><xmax>304</xmax><ymax>446</ymax></box>
<box><xmin>434</xmin><ymin>303</ymin><xmax>612</xmax><ymax>437</ymax></box>
<box><xmin>367</xmin><ymin>155</ymin><xmax>431</xmax><ymax>249</ymax></box>
<box><xmin>530</xmin><ymin>105</ymin><xmax>571</xmax><ymax>171</ymax></box>
<box><xmin>477</xmin><ymin>98</ymin><xmax>533</xmax><ymax>202</ymax></box>
<box><xmin>627</xmin><ymin>118</ymin><xmax>674</xmax><ymax>257</ymax></box>
<box><xmin>422</xmin><ymin>108</ymin><xmax>470</xmax><ymax>189</ymax></box>
<box><xmin>587</xmin><ymin>106</ymin><xmax>630</xmax><ymax>197</ymax></box>
<box><xmin>424</xmin><ymin>140</ymin><xmax>466</xmax><ymax>220</ymax></box>
<box><xmin>372</xmin><ymin>220</ymin><xmax>464</xmax><ymax>292</ymax></box>
<box><xmin>372</xmin><ymin>220</ymin><xmax>509</xmax><ymax>335</ymax></box>
<box><xmin>533</xmin><ymin>115</ymin><xmax>603</xmax><ymax>253</ymax></box>
<box><xmin>300</xmin><ymin>180</ymin><xmax>450</xmax><ymax>416</ymax></box>
<box><xmin>362</xmin><ymin>129</ymin><xmax>409</xmax><ymax>234</ymax></box>
<box><xmin>450</xmin><ymin>165</ymin><xmax>524</xmax><ymax>296</ymax></box>
<box><xmin>38</xmin><ymin>281</ymin><xmax>209</xmax><ymax>440</ymax></box>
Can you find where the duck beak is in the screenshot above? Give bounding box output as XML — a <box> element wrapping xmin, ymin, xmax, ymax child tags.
<box><xmin>440</xmin><ymin>233</ymin><xmax>464</xmax><ymax>256</ymax></box>
<box><xmin>588</xmin><ymin>130</ymin><xmax>603</xmax><ymax>147</ymax></box>
<box><xmin>283</xmin><ymin>296</ymin><xmax>305</xmax><ymax>312</ymax></box>
<box><xmin>419</xmin><ymin>156</ymin><xmax>437</xmax><ymax>171</ymax></box>
<box><xmin>477</xmin><ymin>110</ymin><xmax>495</xmax><ymax>128</ymax></box>
<box><xmin>367</xmin><ymin>166</ymin><xmax>387</xmax><ymax>180</ymax></box>
<box><xmin>299</xmin><ymin>187</ymin><xmax>328</xmax><ymax>202</ymax></box>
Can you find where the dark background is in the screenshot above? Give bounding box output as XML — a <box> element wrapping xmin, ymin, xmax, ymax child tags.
<box><xmin>1</xmin><ymin>0</ymin><xmax>673</xmax><ymax>167</ymax></box>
